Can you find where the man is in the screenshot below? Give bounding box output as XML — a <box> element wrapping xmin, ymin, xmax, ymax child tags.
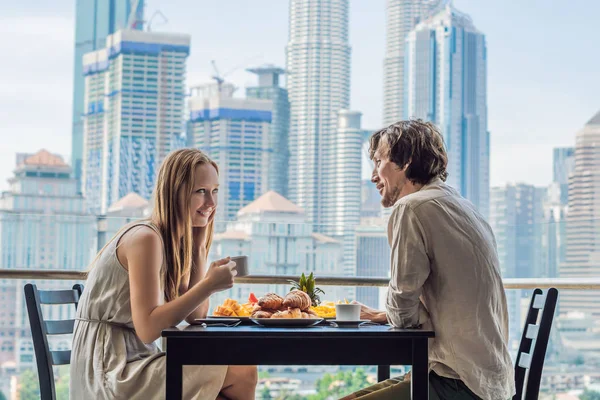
<box><xmin>344</xmin><ymin>120</ymin><xmax>515</xmax><ymax>400</ymax></box>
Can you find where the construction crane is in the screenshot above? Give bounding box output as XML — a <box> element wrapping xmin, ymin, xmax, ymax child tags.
<box><xmin>210</xmin><ymin>55</ymin><xmax>264</xmax><ymax>95</ymax></box>
<box><xmin>211</xmin><ymin>60</ymin><xmax>225</xmax><ymax>92</ymax></box>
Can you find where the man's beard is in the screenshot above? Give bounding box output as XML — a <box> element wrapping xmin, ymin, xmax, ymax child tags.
<box><xmin>381</xmin><ymin>185</ymin><xmax>401</xmax><ymax>208</ymax></box>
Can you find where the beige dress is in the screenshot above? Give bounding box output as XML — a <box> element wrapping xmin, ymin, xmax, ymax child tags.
<box><xmin>70</xmin><ymin>222</ymin><xmax>228</xmax><ymax>399</ymax></box>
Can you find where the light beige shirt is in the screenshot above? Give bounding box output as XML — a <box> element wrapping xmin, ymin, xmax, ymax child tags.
<box><xmin>386</xmin><ymin>178</ymin><xmax>515</xmax><ymax>400</ymax></box>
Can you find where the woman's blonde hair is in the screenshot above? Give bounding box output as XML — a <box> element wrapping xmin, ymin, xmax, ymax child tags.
<box><xmin>86</xmin><ymin>148</ymin><xmax>219</xmax><ymax>302</ymax></box>
<box><xmin>152</xmin><ymin>148</ymin><xmax>219</xmax><ymax>302</ymax></box>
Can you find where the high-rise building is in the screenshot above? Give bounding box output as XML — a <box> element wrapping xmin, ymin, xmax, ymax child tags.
<box><xmin>246</xmin><ymin>65</ymin><xmax>290</xmax><ymax>198</ymax></box>
<box><xmin>82</xmin><ymin>30</ymin><xmax>190</xmax><ymax>214</ymax></box>
<box><xmin>541</xmin><ymin>183</ymin><xmax>568</xmax><ymax>279</ymax></box>
<box><xmin>333</xmin><ymin>111</ymin><xmax>364</xmax><ymax>279</ymax></box>
<box><xmin>0</xmin><ymin>150</ymin><xmax>96</xmax><ymax>368</ymax></box>
<box><xmin>355</xmin><ymin>218</ymin><xmax>390</xmax><ymax>309</ymax></box>
<box><xmin>561</xmin><ymin>110</ymin><xmax>600</xmax><ymax>318</ymax></box>
<box><xmin>72</xmin><ymin>0</ymin><xmax>144</xmax><ymax>192</ymax></box>
<box><xmin>286</xmin><ymin>0</ymin><xmax>351</xmax><ymax>231</ymax></box>
<box><xmin>553</xmin><ymin>147</ymin><xmax>575</xmax><ymax>205</ymax></box>
<box><xmin>382</xmin><ymin>0</ymin><xmax>444</xmax><ymax>126</ymax></box>
<box><xmin>490</xmin><ymin>184</ymin><xmax>545</xmax><ymax>279</ymax></box>
<box><xmin>405</xmin><ymin>4</ymin><xmax>489</xmax><ymax>217</ymax></box>
<box><xmin>210</xmin><ymin>191</ymin><xmax>346</xmax><ymax>307</ymax></box>
<box><xmin>187</xmin><ymin>83</ymin><xmax>273</xmax><ymax>225</ymax></box>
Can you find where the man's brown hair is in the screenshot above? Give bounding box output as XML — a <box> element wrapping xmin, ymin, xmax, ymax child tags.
<box><xmin>369</xmin><ymin>119</ymin><xmax>448</xmax><ymax>185</ymax></box>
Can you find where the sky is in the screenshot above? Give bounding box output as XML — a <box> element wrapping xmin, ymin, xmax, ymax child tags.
<box><xmin>1</xmin><ymin>0</ymin><xmax>599</xmax><ymax>192</ymax></box>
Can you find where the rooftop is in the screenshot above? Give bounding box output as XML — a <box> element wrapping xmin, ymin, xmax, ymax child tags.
<box><xmin>238</xmin><ymin>191</ymin><xmax>304</xmax><ymax>216</ymax></box>
<box><xmin>108</xmin><ymin>192</ymin><xmax>149</xmax><ymax>213</ymax></box>
<box><xmin>20</xmin><ymin>150</ymin><xmax>68</xmax><ymax>168</ymax></box>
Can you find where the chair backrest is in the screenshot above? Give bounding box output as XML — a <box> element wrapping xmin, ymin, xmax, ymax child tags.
<box><xmin>24</xmin><ymin>283</ymin><xmax>84</xmax><ymax>400</ymax></box>
<box><xmin>513</xmin><ymin>287</ymin><xmax>558</xmax><ymax>400</ymax></box>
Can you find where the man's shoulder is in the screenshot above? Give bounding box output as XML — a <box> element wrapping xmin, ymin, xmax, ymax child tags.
<box><xmin>395</xmin><ymin>180</ymin><xmax>457</xmax><ymax>212</ymax></box>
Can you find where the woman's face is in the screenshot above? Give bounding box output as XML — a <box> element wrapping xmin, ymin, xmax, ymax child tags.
<box><xmin>188</xmin><ymin>163</ymin><xmax>219</xmax><ymax>228</ymax></box>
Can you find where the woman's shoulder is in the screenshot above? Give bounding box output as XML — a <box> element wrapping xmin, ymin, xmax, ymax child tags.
<box><xmin>120</xmin><ymin>223</ymin><xmax>163</xmax><ymax>251</ymax></box>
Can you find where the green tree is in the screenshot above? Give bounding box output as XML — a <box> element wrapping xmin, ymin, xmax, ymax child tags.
<box><xmin>55</xmin><ymin>367</ymin><xmax>70</xmax><ymax>400</ymax></box>
<box><xmin>574</xmin><ymin>355</ymin><xmax>585</xmax><ymax>366</ymax></box>
<box><xmin>19</xmin><ymin>369</ymin><xmax>40</xmax><ymax>400</ymax></box>
<box><xmin>580</xmin><ymin>389</ymin><xmax>600</xmax><ymax>400</ymax></box>
<box><xmin>0</xmin><ymin>390</ymin><xmax>7</xmax><ymax>400</ymax></box>
<box><xmin>259</xmin><ymin>370</ymin><xmax>271</xmax><ymax>379</ymax></box>
<box><xmin>308</xmin><ymin>368</ymin><xmax>371</xmax><ymax>400</ymax></box>
<box><xmin>259</xmin><ymin>385</ymin><xmax>273</xmax><ymax>400</ymax></box>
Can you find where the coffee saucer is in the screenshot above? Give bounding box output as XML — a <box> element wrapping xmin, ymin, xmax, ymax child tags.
<box><xmin>330</xmin><ymin>320</ymin><xmax>371</xmax><ymax>328</ymax></box>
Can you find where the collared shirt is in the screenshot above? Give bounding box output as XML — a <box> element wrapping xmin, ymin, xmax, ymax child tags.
<box><xmin>386</xmin><ymin>178</ymin><xmax>515</xmax><ymax>400</ymax></box>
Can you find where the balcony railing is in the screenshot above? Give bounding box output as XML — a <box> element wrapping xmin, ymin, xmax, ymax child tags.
<box><xmin>1</xmin><ymin>268</ymin><xmax>600</xmax><ymax>289</ymax></box>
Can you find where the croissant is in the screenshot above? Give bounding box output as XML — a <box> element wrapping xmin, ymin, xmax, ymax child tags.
<box><xmin>258</xmin><ymin>293</ymin><xmax>284</xmax><ymax>310</ymax></box>
<box><xmin>306</xmin><ymin>309</ymin><xmax>318</xmax><ymax>317</ymax></box>
<box><xmin>272</xmin><ymin>307</ymin><xmax>302</xmax><ymax>319</ymax></box>
<box><xmin>252</xmin><ymin>310</ymin><xmax>274</xmax><ymax>319</ymax></box>
<box><xmin>282</xmin><ymin>290</ymin><xmax>312</xmax><ymax>311</ymax></box>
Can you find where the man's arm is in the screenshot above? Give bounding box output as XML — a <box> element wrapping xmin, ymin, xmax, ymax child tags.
<box><xmin>386</xmin><ymin>204</ymin><xmax>431</xmax><ymax>328</ymax></box>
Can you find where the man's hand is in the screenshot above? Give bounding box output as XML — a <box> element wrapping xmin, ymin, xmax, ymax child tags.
<box><xmin>351</xmin><ymin>301</ymin><xmax>388</xmax><ymax>324</ymax></box>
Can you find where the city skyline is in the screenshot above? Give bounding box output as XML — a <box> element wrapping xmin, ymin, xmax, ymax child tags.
<box><xmin>1</xmin><ymin>0</ymin><xmax>599</xmax><ymax>193</ymax></box>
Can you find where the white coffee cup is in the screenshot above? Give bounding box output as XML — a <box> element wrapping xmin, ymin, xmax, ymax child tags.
<box><xmin>230</xmin><ymin>256</ymin><xmax>249</xmax><ymax>277</ymax></box>
<box><xmin>335</xmin><ymin>303</ymin><xmax>361</xmax><ymax>321</ymax></box>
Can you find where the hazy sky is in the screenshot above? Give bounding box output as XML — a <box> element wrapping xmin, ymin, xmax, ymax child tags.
<box><xmin>1</xmin><ymin>0</ymin><xmax>599</xmax><ymax>191</ymax></box>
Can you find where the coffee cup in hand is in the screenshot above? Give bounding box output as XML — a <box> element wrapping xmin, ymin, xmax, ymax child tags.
<box><xmin>230</xmin><ymin>256</ymin><xmax>249</xmax><ymax>277</ymax></box>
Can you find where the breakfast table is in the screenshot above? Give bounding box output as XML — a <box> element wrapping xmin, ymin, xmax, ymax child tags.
<box><xmin>162</xmin><ymin>322</ymin><xmax>434</xmax><ymax>399</ymax></box>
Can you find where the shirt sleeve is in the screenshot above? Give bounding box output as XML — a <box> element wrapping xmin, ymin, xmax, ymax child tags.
<box><xmin>386</xmin><ymin>204</ymin><xmax>431</xmax><ymax>328</ymax></box>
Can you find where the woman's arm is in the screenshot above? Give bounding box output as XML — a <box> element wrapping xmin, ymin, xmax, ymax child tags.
<box><xmin>126</xmin><ymin>228</ymin><xmax>235</xmax><ymax>343</ymax></box>
<box><xmin>183</xmin><ymin>249</ymin><xmax>211</xmax><ymax>324</ymax></box>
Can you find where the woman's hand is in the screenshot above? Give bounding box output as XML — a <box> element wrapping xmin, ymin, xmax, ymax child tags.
<box><xmin>204</xmin><ymin>257</ymin><xmax>237</xmax><ymax>293</ymax></box>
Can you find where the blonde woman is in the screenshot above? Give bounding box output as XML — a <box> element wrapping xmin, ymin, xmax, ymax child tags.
<box><xmin>70</xmin><ymin>149</ymin><xmax>257</xmax><ymax>399</ymax></box>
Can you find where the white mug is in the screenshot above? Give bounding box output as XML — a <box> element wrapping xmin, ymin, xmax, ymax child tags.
<box><xmin>230</xmin><ymin>255</ymin><xmax>249</xmax><ymax>277</ymax></box>
<box><xmin>335</xmin><ymin>303</ymin><xmax>361</xmax><ymax>321</ymax></box>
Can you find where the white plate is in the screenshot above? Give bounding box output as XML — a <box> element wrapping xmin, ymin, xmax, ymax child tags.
<box><xmin>194</xmin><ymin>318</ymin><xmax>240</xmax><ymax>325</ymax></box>
<box><xmin>330</xmin><ymin>320</ymin><xmax>371</xmax><ymax>328</ymax></box>
<box><xmin>250</xmin><ymin>318</ymin><xmax>323</xmax><ymax>327</ymax></box>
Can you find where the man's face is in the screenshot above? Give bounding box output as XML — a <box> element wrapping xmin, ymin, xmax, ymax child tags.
<box><xmin>371</xmin><ymin>146</ymin><xmax>407</xmax><ymax>208</ymax></box>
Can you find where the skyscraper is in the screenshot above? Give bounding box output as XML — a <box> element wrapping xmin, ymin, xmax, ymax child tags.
<box><xmin>553</xmin><ymin>147</ymin><xmax>575</xmax><ymax>205</ymax></box>
<box><xmin>561</xmin><ymin>110</ymin><xmax>600</xmax><ymax>318</ymax></box>
<box><xmin>246</xmin><ymin>65</ymin><xmax>290</xmax><ymax>197</ymax></box>
<box><xmin>334</xmin><ymin>111</ymin><xmax>364</xmax><ymax>276</ymax></box>
<box><xmin>490</xmin><ymin>184</ymin><xmax>545</xmax><ymax>280</ymax></box>
<box><xmin>405</xmin><ymin>4</ymin><xmax>489</xmax><ymax>217</ymax></box>
<box><xmin>82</xmin><ymin>29</ymin><xmax>191</xmax><ymax>214</ymax></box>
<box><xmin>0</xmin><ymin>150</ymin><xmax>96</xmax><ymax>368</ymax></box>
<box><xmin>72</xmin><ymin>0</ymin><xmax>144</xmax><ymax>192</ymax></box>
<box><xmin>187</xmin><ymin>83</ymin><xmax>273</xmax><ymax>224</ymax></box>
<box><xmin>382</xmin><ymin>0</ymin><xmax>444</xmax><ymax>126</ymax></box>
<box><xmin>286</xmin><ymin>0</ymin><xmax>351</xmax><ymax>231</ymax></box>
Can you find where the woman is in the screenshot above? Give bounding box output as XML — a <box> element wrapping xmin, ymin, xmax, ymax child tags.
<box><xmin>70</xmin><ymin>149</ymin><xmax>257</xmax><ymax>399</ymax></box>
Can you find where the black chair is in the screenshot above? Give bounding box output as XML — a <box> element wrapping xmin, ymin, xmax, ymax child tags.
<box><xmin>513</xmin><ymin>287</ymin><xmax>558</xmax><ymax>400</ymax></box>
<box><xmin>24</xmin><ymin>283</ymin><xmax>84</xmax><ymax>400</ymax></box>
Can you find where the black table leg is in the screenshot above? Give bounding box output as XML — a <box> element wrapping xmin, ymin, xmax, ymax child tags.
<box><xmin>166</xmin><ymin>339</ymin><xmax>183</xmax><ymax>400</ymax></box>
<box><xmin>377</xmin><ymin>365</ymin><xmax>391</xmax><ymax>381</ymax></box>
<box><xmin>411</xmin><ymin>338</ymin><xmax>428</xmax><ymax>399</ymax></box>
